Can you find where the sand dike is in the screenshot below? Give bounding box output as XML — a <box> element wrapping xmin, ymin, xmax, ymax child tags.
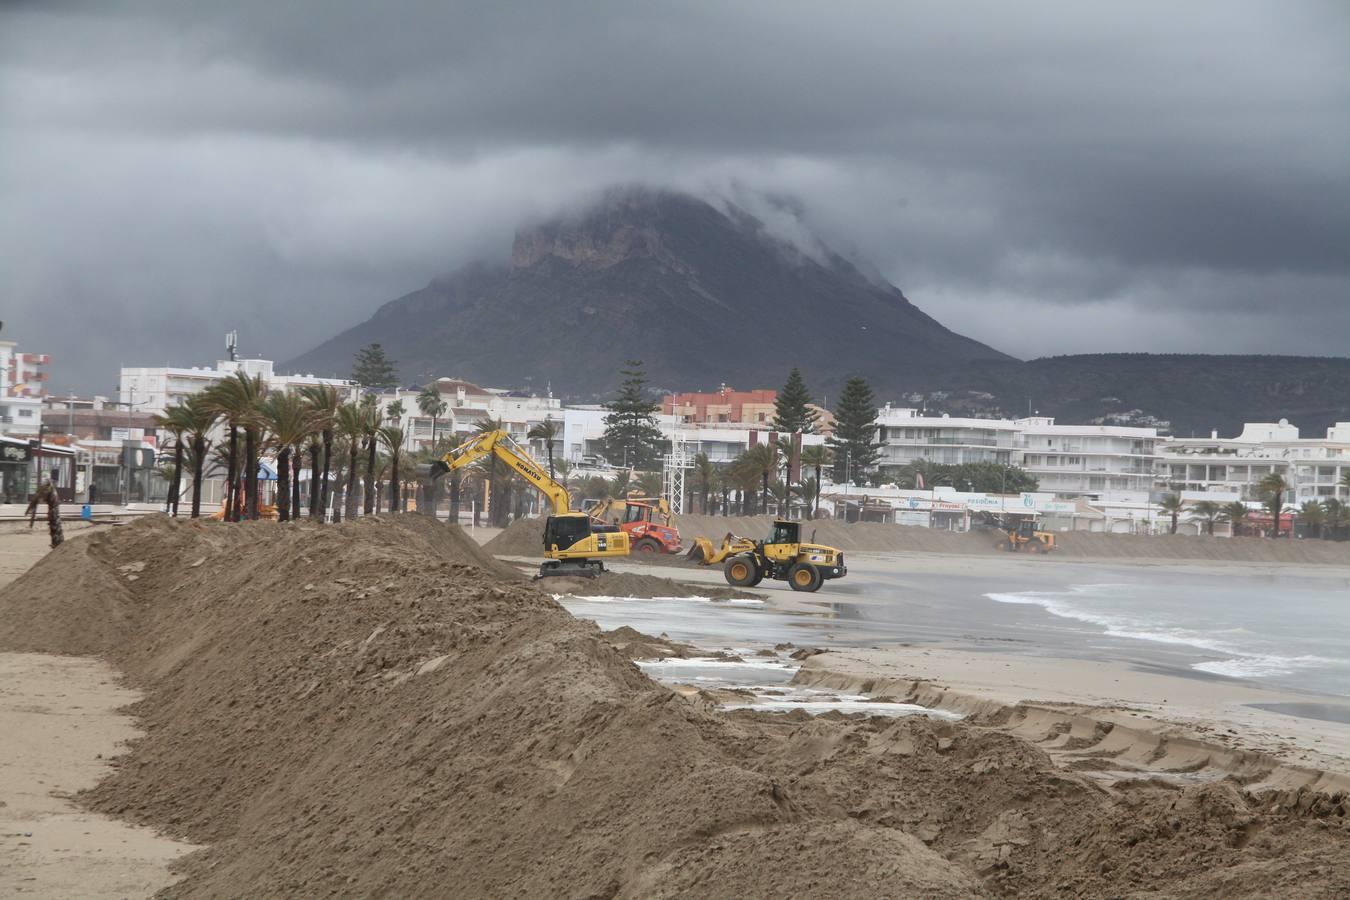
<box><xmin>1</xmin><ymin>516</ymin><xmax>1347</xmax><ymax>897</ymax></box>
<box><xmin>675</xmin><ymin>514</ymin><xmax>1350</xmax><ymax>565</ymax></box>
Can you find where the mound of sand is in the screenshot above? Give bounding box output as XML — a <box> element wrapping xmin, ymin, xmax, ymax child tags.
<box><xmin>675</xmin><ymin>514</ymin><xmax>1350</xmax><ymax>565</ymax></box>
<box><xmin>482</xmin><ymin>514</ymin><xmax>546</xmax><ymax>556</ymax></box>
<box><xmin>1</xmin><ymin>516</ymin><xmax>1346</xmax><ymax>896</ymax></box>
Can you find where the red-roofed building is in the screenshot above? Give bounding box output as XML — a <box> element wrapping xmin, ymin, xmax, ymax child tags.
<box><xmin>663</xmin><ymin>386</ymin><xmax>777</xmax><ymax>428</ymax></box>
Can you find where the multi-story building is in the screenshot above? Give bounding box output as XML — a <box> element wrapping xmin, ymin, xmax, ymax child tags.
<box><xmin>119</xmin><ymin>357</ymin><xmax>358</xmax><ymax>416</ymax></box>
<box><xmin>377</xmin><ymin>378</ymin><xmax>563</xmax><ymax>454</ymax></box>
<box><xmin>0</xmin><ymin>339</ymin><xmax>47</xmax><ymax>438</ymax></box>
<box><xmin>663</xmin><ymin>386</ymin><xmax>777</xmax><ymax>428</ymax></box>
<box><xmin>1014</xmin><ymin>417</ymin><xmax>1162</xmax><ymax>498</ymax></box>
<box><xmin>1160</xmin><ymin>420</ymin><xmax>1350</xmax><ymax>503</ymax></box>
<box><xmin>874</xmin><ymin>405</ymin><xmax>1020</xmax><ymax>471</ymax></box>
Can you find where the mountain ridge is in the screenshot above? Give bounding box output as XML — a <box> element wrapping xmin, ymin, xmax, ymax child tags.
<box><xmin>284</xmin><ymin>189</ymin><xmax>1350</xmax><ymax>435</ymax></box>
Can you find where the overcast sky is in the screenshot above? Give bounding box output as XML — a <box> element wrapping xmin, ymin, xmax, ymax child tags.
<box><xmin>2</xmin><ymin>1</ymin><xmax>1347</xmax><ymax>393</ymax></box>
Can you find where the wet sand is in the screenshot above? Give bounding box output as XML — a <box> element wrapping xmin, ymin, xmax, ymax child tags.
<box><xmin>590</xmin><ymin>551</ymin><xmax>1350</xmax><ymax>779</ymax></box>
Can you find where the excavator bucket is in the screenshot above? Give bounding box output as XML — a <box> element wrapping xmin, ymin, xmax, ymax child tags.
<box><xmin>417</xmin><ymin>460</ymin><xmax>451</xmax><ymax>481</ymax></box>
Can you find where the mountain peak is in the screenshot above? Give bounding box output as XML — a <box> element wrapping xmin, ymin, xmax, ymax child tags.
<box><xmin>287</xmin><ymin>187</ymin><xmax>1013</xmax><ymax>396</ymax></box>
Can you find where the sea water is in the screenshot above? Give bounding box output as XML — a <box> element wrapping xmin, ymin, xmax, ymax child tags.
<box><xmin>988</xmin><ymin>573</ymin><xmax>1350</xmax><ymax>697</ymax></box>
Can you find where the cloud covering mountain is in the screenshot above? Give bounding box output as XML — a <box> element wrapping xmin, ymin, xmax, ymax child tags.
<box><xmin>2</xmin><ymin>1</ymin><xmax>1347</xmax><ymax>391</ymax></box>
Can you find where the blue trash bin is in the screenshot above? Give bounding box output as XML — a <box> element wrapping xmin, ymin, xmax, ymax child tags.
<box><xmin>81</xmin><ymin>504</ymin><xmax>93</xmax><ymax>521</ymax></box>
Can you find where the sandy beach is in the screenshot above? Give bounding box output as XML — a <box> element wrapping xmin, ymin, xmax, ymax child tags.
<box><xmin>1</xmin><ymin>516</ymin><xmax>1348</xmax><ymax>896</ymax></box>
<box><xmin>0</xmin><ymin>523</ymin><xmax>194</xmax><ymax>898</ymax></box>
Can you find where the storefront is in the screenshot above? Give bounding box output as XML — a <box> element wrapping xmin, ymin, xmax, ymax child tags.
<box><xmin>0</xmin><ymin>437</ymin><xmax>76</xmax><ymax>503</ymax></box>
<box><xmin>0</xmin><ymin>437</ymin><xmax>31</xmax><ymax>503</ymax></box>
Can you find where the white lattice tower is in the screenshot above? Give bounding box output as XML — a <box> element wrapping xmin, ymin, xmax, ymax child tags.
<box><xmin>662</xmin><ymin>431</ymin><xmax>697</xmax><ymax>514</ymax></box>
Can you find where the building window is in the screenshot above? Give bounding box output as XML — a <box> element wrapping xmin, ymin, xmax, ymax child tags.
<box><xmin>17</xmin><ymin>408</ymin><xmax>32</xmax><ymax>418</ymax></box>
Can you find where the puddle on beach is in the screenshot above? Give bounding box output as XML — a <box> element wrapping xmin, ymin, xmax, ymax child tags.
<box><xmin>635</xmin><ymin>657</ymin><xmax>959</xmax><ymax>719</ymax></box>
<box><xmin>554</xmin><ymin>593</ymin><xmax>959</xmax><ymax>721</ymax></box>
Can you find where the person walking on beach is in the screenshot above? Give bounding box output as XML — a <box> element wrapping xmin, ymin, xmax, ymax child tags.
<box><xmin>26</xmin><ymin>472</ymin><xmax>64</xmax><ymax>549</ymax></box>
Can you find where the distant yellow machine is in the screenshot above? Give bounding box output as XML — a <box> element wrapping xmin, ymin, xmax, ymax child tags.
<box><xmin>423</xmin><ymin>430</ymin><xmax>629</xmax><ymax>577</ymax></box>
<box><xmin>687</xmin><ymin>520</ymin><xmax>846</xmax><ymax>592</ymax></box>
<box><xmin>994</xmin><ymin>518</ymin><xmax>1057</xmax><ymax>554</ymax></box>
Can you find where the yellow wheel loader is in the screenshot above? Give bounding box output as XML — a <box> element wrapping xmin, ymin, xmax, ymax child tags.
<box><xmin>993</xmin><ymin>518</ymin><xmax>1057</xmax><ymax>554</ymax></box>
<box><xmin>686</xmin><ymin>520</ymin><xmax>846</xmax><ymax>592</ymax></box>
<box><xmin>421</xmin><ymin>430</ymin><xmax>629</xmax><ymax>578</ymax></box>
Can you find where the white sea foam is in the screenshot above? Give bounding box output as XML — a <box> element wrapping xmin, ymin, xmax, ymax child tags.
<box><xmin>987</xmin><ymin>587</ymin><xmax>1337</xmax><ymax>682</ymax></box>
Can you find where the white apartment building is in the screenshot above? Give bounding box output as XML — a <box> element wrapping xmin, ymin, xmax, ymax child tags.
<box><xmin>1161</xmin><ymin>420</ymin><xmax>1350</xmax><ymax>503</ymax></box>
<box><xmin>378</xmin><ymin>378</ymin><xmax>563</xmax><ymax>453</ymax></box>
<box><xmin>874</xmin><ymin>405</ymin><xmax>1020</xmax><ymax>470</ymax></box>
<box><xmin>1014</xmin><ymin>417</ymin><xmax>1162</xmax><ymax>498</ymax></box>
<box><xmin>119</xmin><ymin>358</ymin><xmax>359</xmax><ymax>416</ymax></box>
<box><xmin>870</xmin><ymin>407</ymin><xmax>1161</xmax><ymax>499</ymax></box>
<box><xmin>561</xmin><ymin>407</ymin><xmax>825</xmax><ymax>469</ymax></box>
<box><xmin>0</xmin><ymin>339</ymin><xmax>46</xmax><ymax>437</ymax></box>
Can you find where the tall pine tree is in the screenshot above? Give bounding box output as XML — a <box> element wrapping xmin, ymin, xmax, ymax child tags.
<box><xmin>351</xmin><ymin>343</ymin><xmax>399</xmax><ymax>389</ymax></box>
<box><xmin>827</xmin><ymin>376</ymin><xmax>880</xmax><ymax>485</ymax></box>
<box><xmin>601</xmin><ymin>360</ymin><xmax>665</xmax><ymax>470</ymax></box>
<box><xmin>771</xmin><ymin>368</ymin><xmax>818</xmax><ymax>434</ymax></box>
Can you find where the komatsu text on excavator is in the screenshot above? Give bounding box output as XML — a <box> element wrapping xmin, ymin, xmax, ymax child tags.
<box><xmin>421</xmin><ymin>430</ymin><xmax>629</xmax><ymax>578</ymax></box>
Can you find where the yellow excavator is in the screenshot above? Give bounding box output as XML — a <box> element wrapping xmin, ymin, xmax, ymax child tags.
<box><xmin>686</xmin><ymin>520</ymin><xmax>846</xmax><ymax>592</ymax></box>
<box><xmin>422</xmin><ymin>430</ymin><xmax>630</xmax><ymax>578</ymax></box>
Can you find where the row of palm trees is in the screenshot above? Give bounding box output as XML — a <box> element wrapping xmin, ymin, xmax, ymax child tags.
<box><xmin>559</xmin><ymin>442</ymin><xmax>833</xmax><ymax>520</ymax></box>
<box><xmin>153</xmin><ymin>373</ymin><xmax>415</xmax><ymax>522</ymax></box>
<box><xmin>1156</xmin><ymin>472</ymin><xmax>1350</xmax><ymax>539</ymax></box>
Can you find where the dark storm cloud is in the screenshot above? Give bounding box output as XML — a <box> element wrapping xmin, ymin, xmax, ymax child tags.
<box><xmin>2</xmin><ymin>1</ymin><xmax>1347</xmax><ymax>391</ymax></box>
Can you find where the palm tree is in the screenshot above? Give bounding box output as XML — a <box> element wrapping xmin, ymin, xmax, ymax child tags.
<box><xmin>363</xmin><ymin>403</ymin><xmax>382</xmax><ymax>515</ymax></box>
<box><xmin>178</xmin><ymin>394</ymin><xmax>218</xmax><ymax>519</ymax></box>
<box><xmin>1341</xmin><ymin>470</ymin><xmax>1350</xmax><ymax>498</ymax></box>
<box><xmin>799</xmin><ymin>445</ymin><xmax>832</xmax><ymax>519</ymax></box>
<box><xmin>609</xmin><ymin>468</ymin><xmax>632</xmax><ymax>500</ymax></box>
<box><xmin>1158</xmin><ymin>493</ymin><xmax>1184</xmax><ymax>534</ymax></box>
<box><xmin>527</xmin><ymin>416</ymin><xmax>561</xmax><ymax>479</ymax></box>
<box><xmin>693</xmin><ymin>452</ymin><xmax>715</xmax><ymax>514</ymax></box>
<box><xmin>473</xmin><ymin>417</ymin><xmax>509</xmax><ymax>525</ymax></box>
<box><xmin>385</xmin><ymin>398</ymin><xmax>406</xmax><ymax>425</ymax></box>
<box><xmin>334</xmin><ymin>403</ymin><xmax>366</xmax><ymax>521</ymax></box>
<box><xmin>201</xmin><ymin>378</ymin><xmax>243</xmax><ymax>520</ymax></box>
<box><xmin>727</xmin><ymin>453</ymin><xmax>761</xmax><ymax>515</ymax></box>
<box><xmin>1219</xmin><ymin>501</ymin><xmax>1250</xmax><ymax>537</ymax></box>
<box><xmin>416</xmin><ymin>384</ymin><xmax>448</xmax><ymax>450</ymax></box>
<box><xmin>1298</xmin><ymin>500</ymin><xmax>1326</xmax><ymax>539</ymax></box>
<box><xmin>1258</xmin><ymin>473</ymin><xmax>1289</xmax><ymax>538</ymax></box>
<box><xmin>257</xmin><ymin>391</ymin><xmax>314</xmax><ymax>522</ymax></box>
<box><xmin>378</xmin><ymin>425</ymin><xmax>406</xmax><ymax>512</ymax></box>
<box><xmin>152</xmin><ymin>405</ymin><xmax>190</xmax><ymax>517</ymax></box>
<box><xmin>897</xmin><ymin>458</ymin><xmax>939</xmax><ymax>490</ymax></box>
<box><xmin>1190</xmin><ymin>499</ymin><xmax>1222</xmax><ymax>536</ymax></box>
<box><xmin>1324</xmin><ymin>498</ymin><xmax>1349</xmax><ymax>541</ymax></box>
<box><xmin>554</xmin><ymin>459</ymin><xmax>572</xmax><ymax>491</ymax></box>
<box><xmin>299</xmin><ymin>384</ymin><xmax>339</xmax><ymax>521</ymax></box>
<box><xmin>742</xmin><ymin>444</ymin><xmax>777</xmax><ymax>515</ymax></box>
<box><xmin>635</xmin><ymin>470</ymin><xmax>663</xmax><ymax>498</ymax></box>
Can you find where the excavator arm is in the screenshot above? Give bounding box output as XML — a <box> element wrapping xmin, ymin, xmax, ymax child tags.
<box><xmin>426</xmin><ymin>430</ymin><xmax>572</xmax><ymax>514</ymax></box>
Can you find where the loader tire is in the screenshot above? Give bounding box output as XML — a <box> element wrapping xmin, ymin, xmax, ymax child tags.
<box><xmin>995</xmin><ymin>539</ymin><xmax>1010</xmax><ymax>552</ymax></box>
<box><xmin>633</xmin><ymin>538</ymin><xmax>662</xmax><ymax>554</ymax></box>
<box><xmin>724</xmin><ymin>555</ymin><xmax>760</xmax><ymax>588</ymax></box>
<box><xmin>788</xmin><ymin>562</ymin><xmax>823</xmax><ymax>593</ymax></box>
